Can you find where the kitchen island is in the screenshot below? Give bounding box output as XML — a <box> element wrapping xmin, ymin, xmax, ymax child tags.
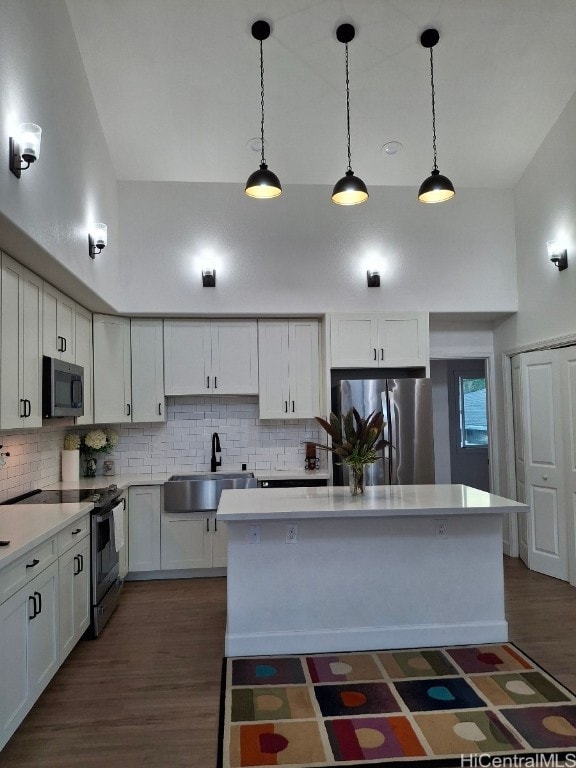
<box><xmin>217</xmin><ymin>484</ymin><xmax>528</xmax><ymax>656</ymax></box>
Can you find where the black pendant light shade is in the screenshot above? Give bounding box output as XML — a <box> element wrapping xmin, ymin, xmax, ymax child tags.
<box><xmin>245</xmin><ymin>164</ymin><xmax>282</xmax><ymax>198</ymax></box>
<box><xmin>245</xmin><ymin>20</ymin><xmax>282</xmax><ymax>199</ymax></box>
<box><xmin>418</xmin><ymin>169</ymin><xmax>455</xmax><ymax>204</ymax></box>
<box><xmin>331</xmin><ymin>23</ymin><xmax>368</xmax><ymax>206</ymax></box>
<box><xmin>418</xmin><ymin>28</ymin><xmax>454</xmax><ymax>204</ymax></box>
<box><xmin>332</xmin><ymin>170</ymin><xmax>369</xmax><ymax>206</ymax></box>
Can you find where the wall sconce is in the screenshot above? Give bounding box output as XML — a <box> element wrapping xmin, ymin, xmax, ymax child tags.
<box><xmin>9</xmin><ymin>123</ymin><xmax>42</xmax><ymax>178</ymax></box>
<box><xmin>202</xmin><ymin>269</ymin><xmax>216</xmax><ymax>287</ymax></box>
<box><xmin>547</xmin><ymin>240</ymin><xmax>568</xmax><ymax>271</ymax></box>
<box><xmin>367</xmin><ymin>270</ymin><xmax>380</xmax><ymax>287</ymax></box>
<box><xmin>88</xmin><ymin>223</ymin><xmax>107</xmax><ymax>258</ymax></box>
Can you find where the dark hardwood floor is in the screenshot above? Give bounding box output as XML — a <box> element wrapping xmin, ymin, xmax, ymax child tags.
<box><xmin>1</xmin><ymin>557</ymin><xmax>575</xmax><ymax>767</ymax></box>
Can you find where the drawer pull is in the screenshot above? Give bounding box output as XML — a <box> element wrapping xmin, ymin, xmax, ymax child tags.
<box><xmin>26</xmin><ymin>558</ymin><xmax>40</xmax><ymax>569</ymax></box>
<box><xmin>0</xmin><ymin>540</ymin><xmax>10</xmax><ymax>547</ymax></box>
<box><xmin>71</xmin><ymin>528</ymin><xmax>82</xmax><ymax>535</ymax></box>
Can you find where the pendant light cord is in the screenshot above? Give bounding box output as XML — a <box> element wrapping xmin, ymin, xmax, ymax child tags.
<box><xmin>259</xmin><ymin>39</ymin><xmax>266</xmax><ymax>166</ymax></box>
<box><xmin>345</xmin><ymin>42</ymin><xmax>352</xmax><ymax>173</ymax></box>
<box><xmin>429</xmin><ymin>47</ymin><xmax>438</xmax><ymax>172</ymax></box>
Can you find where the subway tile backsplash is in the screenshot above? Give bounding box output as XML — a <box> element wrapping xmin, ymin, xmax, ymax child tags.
<box><xmin>113</xmin><ymin>397</ymin><xmax>324</xmax><ymax>475</ymax></box>
<box><xmin>0</xmin><ymin>396</ymin><xmax>324</xmax><ymax>500</ymax></box>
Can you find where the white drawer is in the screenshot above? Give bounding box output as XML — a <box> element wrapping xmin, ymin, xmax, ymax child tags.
<box><xmin>0</xmin><ymin>537</ymin><xmax>58</xmax><ymax>605</ymax></box>
<box><xmin>57</xmin><ymin>514</ymin><xmax>90</xmax><ymax>554</ymax></box>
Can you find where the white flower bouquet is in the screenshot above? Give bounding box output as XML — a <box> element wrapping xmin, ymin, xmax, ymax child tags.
<box><xmin>63</xmin><ymin>433</ymin><xmax>80</xmax><ymax>451</ymax></box>
<box><xmin>80</xmin><ymin>429</ymin><xmax>118</xmax><ymax>456</ymax></box>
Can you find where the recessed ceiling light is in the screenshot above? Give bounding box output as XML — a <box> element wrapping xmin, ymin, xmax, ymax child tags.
<box><xmin>246</xmin><ymin>137</ymin><xmax>267</xmax><ymax>153</ymax></box>
<box><xmin>382</xmin><ymin>141</ymin><xmax>403</xmax><ymax>156</ymax></box>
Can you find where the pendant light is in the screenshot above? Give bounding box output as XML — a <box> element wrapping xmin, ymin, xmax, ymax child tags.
<box><xmin>245</xmin><ymin>20</ymin><xmax>282</xmax><ymax>199</ymax></box>
<box><xmin>418</xmin><ymin>28</ymin><xmax>455</xmax><ymax>204</ymax></box>
<box><xmin>331</xmin><ymin>23</ymin><xmax>368</xmax><ymax>206</ymax></box>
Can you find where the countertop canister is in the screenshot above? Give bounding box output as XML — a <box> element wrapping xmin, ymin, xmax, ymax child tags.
<box><xmin>61</xmin><ymin>449</ymin><xmax>80</xmax><ymax>482</ymax></box>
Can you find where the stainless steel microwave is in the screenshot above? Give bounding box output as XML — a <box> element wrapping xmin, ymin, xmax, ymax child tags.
<box><xmin>42</xmin><ymin>357</ymin><xmax>84</xmax><ymax>418</ymax></box>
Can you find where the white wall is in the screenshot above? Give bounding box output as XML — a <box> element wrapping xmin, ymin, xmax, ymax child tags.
<box><xmin>0</xmin><ymin>0</ymin><xmax>119</xmax><ymax>311</ymax></box>
<box><xmin>118</xmin><ymin>181</ymin><xmax>518</xmax><ymax>315</ymax></box>
<box><xmin>494</xmin><ymin>89</ymin><xmax>576</xmax><ymax>497</ymax></box>
<box><xmin>430</xmin><ymin>360</ymin><xmax>451</xmax><ymax>484</ymax></box>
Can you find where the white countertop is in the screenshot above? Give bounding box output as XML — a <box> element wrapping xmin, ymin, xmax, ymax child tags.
<box><xmin>0</xmin><ymin>469</ymin><xmax>330</xmax><ymax>569</ymax></box>
<box><xmin>0</xmin><ymin>500</ymin><xmax>94</xmax><ymax>568</ymax></box>
<box><xmin>42</xmin><ymin>468</ymin><xmax>330</xmax><ymax>491</ymax></box>
<box><xmin>217</xmin><ymin>483</ymin><xmax>530</xmax><ymax>521</ymax></box>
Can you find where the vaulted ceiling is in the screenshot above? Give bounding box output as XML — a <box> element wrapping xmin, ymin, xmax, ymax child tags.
<box><xmin>65</xmin><ymin>0</ymin><xmax>576</xmax><ymax>190</ymax></box>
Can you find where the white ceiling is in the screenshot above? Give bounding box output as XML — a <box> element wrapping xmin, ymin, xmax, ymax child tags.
<box><xmin>64</xmin><ymin>0</ymin><xmax>576</xmax><ymax>190</ymax></box>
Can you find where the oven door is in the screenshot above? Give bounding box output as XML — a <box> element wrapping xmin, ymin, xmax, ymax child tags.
<box><xmin>91</xmin><ymin>506</ymin><xmax>120</xmax><ymax>605</ymax></box>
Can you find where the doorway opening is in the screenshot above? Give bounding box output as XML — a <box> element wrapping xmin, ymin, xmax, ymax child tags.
<box><xmin>430</xmin><ymin>359</ymin><xmax>490</xmax><ymax>491</ymax></box>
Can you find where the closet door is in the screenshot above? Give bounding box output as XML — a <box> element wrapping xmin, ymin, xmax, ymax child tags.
<box><xmin>559</xmin><ymin>346</ymin><xmax>576</xmax><ymax>586</ymax></box>
<box><xmin>521</xmin><ymin>349</ymin><xmax>568</xmax><ymax>580</ymax></box>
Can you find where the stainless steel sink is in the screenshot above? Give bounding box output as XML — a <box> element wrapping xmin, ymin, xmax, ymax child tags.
<box><xmin>164</xmin><ymin>472</ymin><xmax>257</xmax><ymax>512</ymax></box>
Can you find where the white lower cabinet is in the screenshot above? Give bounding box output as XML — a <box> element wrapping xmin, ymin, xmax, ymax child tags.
<box><xmin>58</xmin><ymin>535</ymin><xmax>90</xmax><ymax>663</ymax></box>
<box><xmin>128</xmin><ymin>486</ymin><xmax>161</xmax><ymax>572</ymax></box>
<box><xmin>0</xmin><ymin>561</ymin><xmax>59</xmax><ymax>750</ymax></box>
<box><xmin>128</xmin><ymin>486</ymin><xmax>226</xmax><ymax>574</ymax></box>
<box><xmin>161</xmin><ymin>512</ymin><xmax>227</xmax><ymax>569</ymax></box>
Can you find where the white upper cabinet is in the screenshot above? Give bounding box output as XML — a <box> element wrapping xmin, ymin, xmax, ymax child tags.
<box><xmin>42</xmin><ymin>283</ymin><xmax>76</xmax><ymax>363</ymax></box>
<box><xmin>131</xmin><ymin>319</ymin><xmax>165</xmax><ymax>422</ymax></box>
<box><xmin>0</xmin><ymin>254</ymin><xmax>43</xmax><ymax>429</ymax></box>
<box><xmin>258</xmin><ymin>320</ymin><xmax>320</xmax><ymax>419</ymax></box>
<box><xmin>93</xmin><ymin>314</ymin><xmax>132</xmax><ymax>423</ymax></box>
<box><xmin>164</xmin><ymin>320</ymin><xmax>258</xmax><ymax>396</ymax></box>
<box><xmin>330</xmin><ymin>313</ymin><xmax>429</xmax><ymax>371</ymax></box>
<box><xmin>74</xmin><ymin>305</ymin><xmax>93</xmax><ymax>425</ymax></box>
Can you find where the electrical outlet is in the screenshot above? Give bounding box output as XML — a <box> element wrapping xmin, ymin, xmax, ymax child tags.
<box><xmin>286</xmin><ymin>524</ymin><xmax>298</xmax><ymax>543</ymax></box>
<box><xmin>249</xmin><ymin>525</ymin><xmax>260</xmax><ymax>544</ymax></box>
<box><xmin>435</xmin><ymin>518</ymin><xmax>447</xmax><ymax>538</ymax></box>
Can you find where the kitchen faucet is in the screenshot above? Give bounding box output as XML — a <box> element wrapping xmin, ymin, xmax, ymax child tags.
<box><xmin>211</xmin><ymin>432</ymin><xmax>222</xmax><ymax>472</ymax></box>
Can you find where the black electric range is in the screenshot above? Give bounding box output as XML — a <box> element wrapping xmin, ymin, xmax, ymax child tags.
<box><xmin>1</xmin><ymin>485</ymin><xmax>120</xmax><ymax>508</ymax></box>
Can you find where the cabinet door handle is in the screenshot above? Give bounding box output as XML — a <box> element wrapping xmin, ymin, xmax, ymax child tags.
<box><xmin>71</xmin><ymin>528</ymin><xmax>81</xmax><ymax>535</ymax></box>
<box><xmin>20</xmin><ymin>398</ymin><xmax>26</xmax><ymax>417</ymax></box>
<box><xmin>284</xmin><ymin>401</ymin><xmax>288</xmax><ymax>413</ymax></box>
<box><xmin>62</xmin><ymin>337</ymin><xmax>67</xmax><ymax>353</ymax></box>
<box><xmin>206</xmin><ymin>517</ymin><xmax>210</xmax><ymax>532</ymax></box>
<box><xmin>28</xmin><ymin>595</ymin><xmax>37</xmax><ymax>619</ymax></box>
<box><xmin>214</xmin><ymin>517</ymin><xmax>218</xmax><ymax>532</ymax></box>
<box><xmin>73</xmin><ymin>555</ymin><xmax>80</xmax><ymax>576</ymax></box>
<box><xmin>126</xmin><ymin>403</ymin><xmax>131</xmax><ymax>416</ymax></box>
<box><xmin>214</xmin><ymin>376</ymin><xmax>217</xmax><ymax>389</ymax></box>
<box><xmin>380</xmin><ymin>348</ymin><xmax>384</xmax><ymax>361</ymax></box>
<box><xmin>27</xmin><ymin>399</ymin><xmax>31</xmax><ymax>417</ymax></box>
<box><xmin>292</xmin><ymin>401</ymin><xmax>295</xmax><ymax>412</ymax></box>
<box><xmin>26</xmin><ymin>558</ymin><xmax>40</xmax><ymax>569</ymax></box>
<box><xmin>373</xmin><ymin>348</ymin><xmax>377</xmax><ymax>361</ymax></box>
<box><xmin>35</xmin><ymin>590</ymin><xmax>42</xmax><ymax>616</ymax></box>
<box><xmin>206</xmin><ymin>376</ymin><xmax>210</xmax><ymax>389</ymax></box>
<box><xmin>57</xmin><ymin>335</ymin><xmax>63</xmax><ymax>352</ymax></box>
<box><xmin>158</xmin><ymin>402</ymin><xmax>162</xmax><ymax>415</ymax></box>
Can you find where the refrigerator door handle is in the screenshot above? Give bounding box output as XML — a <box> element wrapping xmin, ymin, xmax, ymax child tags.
<box><xmin>387</xmin><ymin>387</ymin><xmax>398</xmax><ymax>485</ymax></box>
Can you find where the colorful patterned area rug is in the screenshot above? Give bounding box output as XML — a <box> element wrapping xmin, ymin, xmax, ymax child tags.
<box><xmin>217</xmin><ymin>643</ymin><xmax>576</xmax><ymax>767</ymax></box>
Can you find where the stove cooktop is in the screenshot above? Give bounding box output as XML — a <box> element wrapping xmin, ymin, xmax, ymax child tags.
<box><xmin>1</xmin><ymin>486</ymin><xmax>117</xmax><ymax>506</ymax></box>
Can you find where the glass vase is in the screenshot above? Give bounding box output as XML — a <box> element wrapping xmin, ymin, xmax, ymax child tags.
<box><xmin>84</xmin><ymin>456</ymin><xmax>97</xmax><ymax>478</ymax></box>
<box><xmin>349</xmin><ymin>466</ymin><xmax>365</xmax><ymax>496</ymax></box>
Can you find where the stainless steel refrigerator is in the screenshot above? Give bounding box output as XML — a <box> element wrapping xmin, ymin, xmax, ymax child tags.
<box><xmin>331</xmin><ymin>379</ymin><xmax>435</xmax><ymax>486</ymax></box>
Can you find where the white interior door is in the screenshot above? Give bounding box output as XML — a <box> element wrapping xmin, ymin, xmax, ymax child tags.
<box><xmin>511</xmin><ymin>356</ymin><xmax>529</xmax><ymax>565</ymax></box>
<box><xmin>559</xmin><ymin>345</ymin><xmax>576</xmax><ymax>586</ymax></box>
<box><xmin>521</xmin><ymin>349</ymin><xmax>568</xmax><ymax>580</ymax></box>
